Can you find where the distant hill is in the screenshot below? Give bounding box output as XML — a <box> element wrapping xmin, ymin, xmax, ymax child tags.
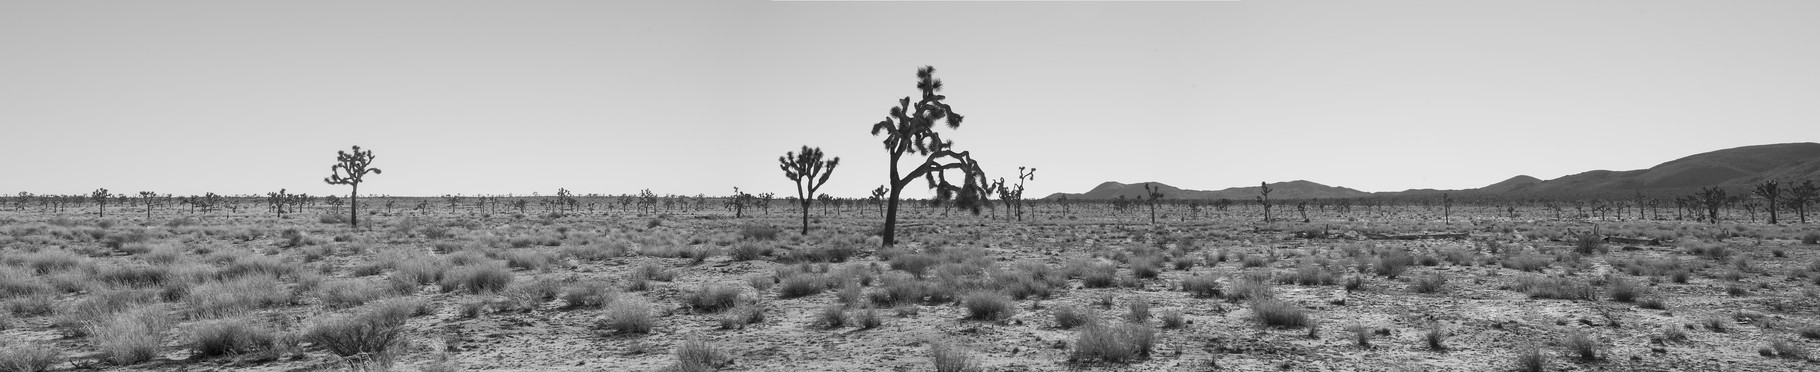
<box><xmin>1045</xmin><ymin>142</ymin><xmax>1820</xmax><ymax>200</ymax></box>
<box><xmin>1043</xmin><ymin>180</ymin><xmax>1372</xmax><ymax>200</ymax></box>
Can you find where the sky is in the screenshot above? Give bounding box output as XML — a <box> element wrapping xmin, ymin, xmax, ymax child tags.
<box><xmin>3</xmin><ymin>0</ymin><xmax>1817</xmax><ymax>199</ymax></box>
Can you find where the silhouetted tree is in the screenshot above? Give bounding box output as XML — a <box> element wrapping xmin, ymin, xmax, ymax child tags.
<box><xmin>728</xmin><ymin>187</ymin><xmax>754</xmax><ymax>218</ymax></box>
<box><xmin>138</xmin><ymin>191</ymin><xmax>158</xmax><ymax>219</ymax></box>
<box><xmin>323</xmin><ymin>145</ymin><xmax>382</xmax><ymax>227</ymax></box>
<box><xmin>869</xmin><ymin>66</ymin><xmax>990</xmax><ymax>246</ymax></box>
<box><xmin>91</xmin><ymin>188</ymin><xmax>111</xmax><ymax>217</ymax></box>
<box><xmin>757</xmin><ymin>192</ymin><xmax>775</xmax><ymax>216</ymax></box>
<box><xmin>1783</xmin><ymin>179</ymin><xmax>1817</xmax><ymax>224</ymax></box>
<box><xmin>869</xmin><ymin>186</ymin><xmax>888</xmax><ymax>218</ymax></box>
<box><xmin>780</xmin><ymin>146</ymin><xmax>840</xmax><ymax>235</ymax></box>
<box><xmin>1143</xmin><ymin>183</ymin><xmax>1164</xmax><ymax>224</ymax></box>
<box><xmin>1753</xmin><ymin>180</ymin><xmax>1781</xmax><ymax>224</ymax></box>
<box><xmin>267</xmin><ymin>189</ymin><xmax>289</xmax><ymax>218</ymax></box>
<box><xmin>1694</xmin><ymin>187</ymin><xmax>1728</xmax><ymax>224</ymax></box>
<box><xmin>1256</xmin><ymin>182</ymin><xmax>1274</xmax><ymax>223</ymax></box>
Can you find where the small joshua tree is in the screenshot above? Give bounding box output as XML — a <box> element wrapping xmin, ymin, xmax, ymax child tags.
<box><xmin>728</xmin><ymin>187</ymin><xmax>754</xmax><ymax>218</ymax></box>
<box><xmin>1753</xmin><ymin>181</ymin><xmax>1781</xmax><ymax>225</ymax></box>
<box><xmin>267</xmin><ymin>189</ymin><xmax>290</xmax><ymax>218</ymax></box>
<box><xmin>91</xmin><ymin>188</ymin><xmax>111</xmax><ymax>217</ymax></box>
<box><xmin>137</xmin><ymin>191</ymin><xmax>157</xmax><ymax>219</ymax></box>
<box><xmin>780</xmin><ymin>146</ymin><xmax>840</xmax><ymax>235</ymax></box>
<box><xmin>323</xmin><ymin>145</ymin><xmax>382</xmax><ymax>227</ymax></box>
<box><xmin>869</xmin><ymin>186</ymin><xmax>888</xmax><ymax>218</ymax></box>
<box><xmin>1257</xmin><ymin>182</ymin><xmax>1274</xmax><ymax>223</ymax></box>
<box><xmin>1442</xmin><ymin>193</ymin><xmax>1452</xmax><ymax>225</ymax></box>
<box><xmin>756</xmin><ymin>192</ymin><xmax>775</xmax><ymax>216</ymax></box>
<box><xmin>1694</xmin><ymin>186</ymin><xmax>1728</xmax><ymax>224</ymax></box>
<box><xmin>1143</xmin><ymin>182</ymin><xmax>1164</xmax><ymax>224</ymax></box>
<box><xmin>869</xmin><ymin>66</ymin><xmax>991</xmax><ymax>246</ymax></box>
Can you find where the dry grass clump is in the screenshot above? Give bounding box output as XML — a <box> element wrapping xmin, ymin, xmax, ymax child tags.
<box><xmin>315</xmin><ymin>279</ymin><xmax>397</xmax><ymax>309</ymax></box>
<box><xmin>1409</xmin><ymin>272</ymin><xmax>1447</xmax><ymax>293</ymax></box>
<box><xmin>185</xmin><ymin>274</ymin><xmax>295</xmax><ymax>319</ymax></box>
<box><xmin>1070</xmin><ymin>321</ymin><xmax>1155</xmax><ymax>363</ymax></box>
<box><xmin>1181</xmin><ymin>274</ymin><xmax>1223</xmax><ymax>298</ymax></box>
<box><xmin>1515</xmin><ymin>346</ymin><xmax>1546</xmax><ymax>372</ymax></box>
<box><xmin>1375</xmin><ymin>250</ymin><xmax>1415</xmax><ymax>278</ymax></box>
<box><xmin>0</xmin><ymin>343</ymin><xmax>61</xmax><ymax>372</ymax></box>
<box><xmin>560</xmin><ymin>281</ymin><xmax>616</xmax><ymax>309</ymax></box>
<box><xmin>1506</xmin><ymin>276</ymin><xmax>1598</xmax><ymax>301</ymax></box>
<box><xmin>305</xmin><ymin>310</ymin><xmax>406</xmax><ymax>369</ymax></box>
<box><xmin>718</xmin><ymin>305</ymin><xmax>766</xmax><ymax>330</ymax></box>
<box><xmin>777</xmin><ymin>273</ymin><xmax>824</xmax><ymax>299</ymax></box>
<box><xmin>186</xmin><ymin>317</ymin><xmax>277</xmax><ymax>357</ymax></box>
<box><xmin>1053</xmin><ymin>305</ymin><xmax>1093</xmax><ymax>329</ymax></box>
<box><xmin>961</xmin><ymin>292</ymin><xmax>1014</xmax><ymax>321</ymax></box>
<box><xmin>1608</xmin><ymin>276</ymin><xmax>1647</xmax><ymax>303</ymax></box>
<box><xmin>439</xmin><ymin>263</ymin><xmax>514</xmax><ymax>294</ymax></box>
<box><xmin>930</xmin><ymin>341</ymin><xmax>980</xmax><ymax>372</ymax></box>
<box><xmin>683</xmin><ymin>284</ymin><xmax>742</xmax><ymax>313</ymax></box>
<box><xmin>598</xmin><ymin>296</ymin><xmax>653</xmax><ymax>335</ymax></box>
<box><xmin>1249</xmin><ymin>299</ymin><xmax>1310</xmax><ymax>328</ymax></box>
<box><xmin>1562</xmin><ymin>330</ymin><xmax>1600</xmax><ymax>362</ymax></box>
<box><xmin>670</xmin><ymin>337</ymin><xmax>730</xmax><ymax>372</ymax></box>
<box><xmin>89</xmin><ymin>304</ymin><xmax>175</xmax><ymax>365</ymax></box>
<box><xmin>1501</xmin><ymin>254</ymin><xmax>1553</xmax><ymax>273</ymax></box>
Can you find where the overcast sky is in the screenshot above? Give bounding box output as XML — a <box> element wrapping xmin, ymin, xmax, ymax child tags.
<box><xmin>3</xmin><ymin>0</ymin><xmax>1816</xmax><ymax>198</ymax></box>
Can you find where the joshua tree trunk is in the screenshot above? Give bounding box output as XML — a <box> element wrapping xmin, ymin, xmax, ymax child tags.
<box><xmin>350</xmin><ymin>184</ymin><xmax>359</xmax><ymax>227</ymax></box>
<box><xmin>883</xmin><ymin>177</ymin><xmax>904</xmax><ymax>246</ymax></box>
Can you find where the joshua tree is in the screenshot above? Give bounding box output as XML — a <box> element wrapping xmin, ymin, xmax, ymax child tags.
<box><xmin>1297</xmin><ymin>201</ymin><xmax>1310</xmax><ymax>223</ymax></box>
<box><xmin>637</xmin><ymin>189</ymin><xmax>658</xmax><ymax>215</ymax></box>
<box><xmin>869</xmin><ymin>66</ymin><xmax>991</xmax><ymax>246</ymax></box>
<box><xmin>1143</xmin><ymin>182</ymin><xmax>1164</xmax><ymax>224</ymax></box>
<box><xmin>91</xmin><ymin>188</ymin><xmax>111</xmax><ymax>217</ymax></box>
<box><xmin>756</xmin><ymin>193</ymin><xmax>775</xmax><ymax>216</ymax></box>
<box><xmin>999</xmin><ymin>167</ymin><xmax>1035</xmax><ymax>221</ymax></box>
<box><xmin>1753</xmin><ymin>180</ymin><xmax>1781</xmax><ymax>225</ymax></box>
<box><xmin>780</xmin><ymin>146</ymin><xmax>840</xmax><ymax>235</ymax></box>
<box><xmin>1256</xmin><ymin>182</ymin><xmax>1274</xmax><ymax>223</ymax></box>
<box><xmin>1694</xmin><ymin>186</ymin><xmax>1728</xmax><ymax>224</ymax></box>
<box><xmin>1783</xmin><ymin>179</ymin><xmax>1817</xmax><ymax>224</ymax></box>
<box><xmin>728</xmin><ymin>187</ymin><xmax>754</xmax><ymax>218</ymax></box>
<box><xmin>325</xmin><ymin>195</ymin><xmax>344</xmax><ymax>216</ymax></box>
<box><xmin>267</xmin><ymin>189</ymin><xmax>290</xmax><ymax>218</ymax></box>
<box><xmin>869</xmin><ymin>186</ymin><xmax>888</xmax><ymax>218</ymax></box>
<box><xmin>323</xmin><ymin>145</ymin><xmax>382</xmax><ymax>227</ymax></box>
<box><xmin>1442</xmin><ymin>193</ymin><xmax>1452</xmax><ymax>225</ymax></box>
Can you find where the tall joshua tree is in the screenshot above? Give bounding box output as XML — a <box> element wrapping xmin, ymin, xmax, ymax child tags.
<box><xmin>1784</xmin><ymin>180</ymin><xmax>1817</xmax><ymax>224</ymax></box>
<box><xmin>780</xmin><ymin>146</ymin><xmax>840</xmax><ymax>235</ymax></box>
<box><xmin>1143</xmin><ymin>182</ymin><xmax>1164</xmax><ymax>224</ymax></box>
<box><xmin>91</xmin><ymin>188</ymin><xmax>111</xmax><ymax>217</ymax></box>
<box><xmin>869</xmin><ymin>66</ymin><xmax>991</xmax><ymax>246</ymax></box>
<box><xmin>323</xmin><ymin>145</ymin><xmax>382</xmax><ymax>227</ymax></box>
<box><xmin>1256</xmin><ymin>182</ymin><xmax>1274</xmax><ymax>223</ymax></box>
<box><xmin>1753</xmin><ymin>180</ymin><xmax>1781</xmax><ymax>225</ymax></box>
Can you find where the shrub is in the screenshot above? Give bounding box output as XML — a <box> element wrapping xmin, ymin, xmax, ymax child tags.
<box><xmin>1227</xmin><ymin>277</ymin><xmax>1274</xmax><ymax>303</ymax></box>
<box><xmin>1409</xmin><ymin>272</ymin><xmax>1446</xmax><ymax>293</ymax></box>
<box><xmin>1515</xmin><ymin>346</ymin><xmax>1545</xmax><ymax>372</ymax></box>
<box><xmin>1799</xmin><ymin>325</ymin><xmax>1820</xmax><ymax>340</ymax></box>
<box><xmin>684</xmin><ymin>285</ymin><xmax>742</xmax><ymax>313</ymax></box>
<box><xmin>1660</xmin><ymin>327</ymin><xmax>1689</xmax><ymax>343</ymax></box>
<box><xmin>729</xmin><ymin>241</ymin><xmax>771</xmax><ymax>261</ymax></box>
<box><xmin>560</xmin><ymin>281</ymin><xmax>616</xmax><ymax>309</ymax></box>
<box><xmin>305</xmin><ymin>313</ymin><xmax>403</xmax><ymax>369</ymax></box>
<box><xmin>1508</xmin><ymin>276</ymin><xmax>1598</xmax><ymax>301</ymax></box>
<box><xmin>816</xmin><ymin>305</ymin><xmax>847</xmax><ymax>329</ymax></box>
<box><xmin>599</xmin><ymin>297</ymin><xmax>652</xmax><ymax>335</ymax></box>
<box><xmin>1803</xmin><ymin>232</ymin><xmax>1819</xmax><ymax>245</ymax></box>
<box><xmin>855</xmin><ymin>308</ymin><xmax>882</xmax><ymax>329</ymax></box>
<box><xmin>185</xmin><ymin>275</ymin><xmax>294</xmax><ymax>319</ymax></box>
<box><xmin>671</xmin><ymin>337</ymin><xmax>729</xmax><ymax>372</ymax></box>
<box><xmin>1375</xmin><ymin>250</ymin><xmax>1415</xmax><ymax>278</ymax></box>
<box><xmin>186</xmin><ymin>317</ymin><xmax>276</xmax><ymax>357</ymax></box>
<box><xmin>1240</xmin><ymin>254</ymin><xmax>1270</xmax><ymax>269</ymax></box>
<box><xmin>358</xmin><ymin>298</ymin><xmax>428</xmax><ymax>328</ymax></box>
<box><xmin>218</xmin><ymin>254</ymin><xmax>295</xmax><ymax>280</ymax></box>
<box><xmin>315</xmin><ymin>280</ymin><xmax>394</xmax><ymax>309</ymax></box>
<box><xmin>961</xmin><ymin>292</ymin><xmax>1014</xmax><ymax>321</ymax></box>
<box><xmin>1159</xmin><ymin>309</ymin><xmax>1185</xmax><ymax>329</ymax></box>
<box><xmin>718</xmin><ymin>305</ymin><xmax>766</xmax><ymax>330</ymax></box>
<box><xmin>93</xmin><ymin>264</ymin><xmax>170</xmax><ymax>287</ymax></box>
<box><xmin>1282</xmin><ymin>264</ymin><xmax>1336</xmax><ymax>286</ymax></box>
<box><xmin>637</xmin><ymin>264</ymin><xmax>676</xmax><ymax>282</ymax></box>
<box><xmin>504</xmin><ymin>251</ymin><xmax>554</xmax><ymax>271</ymax></box>
<box><xmin>1081</xmin><ymin>265</ymin><xmax>1117</xmax><ymax>289</ymax></box>
<box><xmin>1767</xmin><ymin>339</ymin><xmax>1809</xmax><ymax>360</ymax></box>
<box><xmin>1572</xmin><ymin>233</ymin><xmax>1604</xmax><ymax>255</ymax></box>
<box><xmin>739</xmin><ymin>224</ymin><xmax>780</xmax><ymax>241</ymax></box>
<box><xmin>1502</xmin><ymin>254</ymin><xmax>1552</xmax><ymax>273</ymax></box>
<box><xmin>1125</xmin><ymin>299</ymin><xmax>1150</xmax><ymax>324</ymax></box>
<box><xmin>777</xmin><ymin>274</ymin><xmax>824</xmax><ymax>299</ymax></box>
<box><xmin>1637</xmin><ymin>296</ymin><xmax>1667</xmax><ymax>310</ymax></box>
<box><xmin>439</xmin><ymin>264</ymin><xmax>514</xmax><ymax>294</ymax></box>
<box><xmin>0</xmin><ymin>343</ymin><xmax>60</xmax><ymax>372</ymax></box>
<box><xmin>1609</xmin><ymin>277</ymin><xmax>1646</xmax><ymax>303</ymax></box>
<box><xmin>890</xmin><ymin>254</ymin><xmax>940</xmax><ymax>279</ymax></box>
<box><xmin>930</xmin><ymin>341</ymin><xmax>979</xmax><ymax>372</ymax></box>
<box><xmin>51</xmin><ymin>288</ymin><xmax>156</xmax><ymax>336</ymax></box>
<box><xmin>1129</xmin><ymin>257</ymin><xmax>1161</xmax><ymax>279</ymax></box>
<box><xmin>90</xmin><ymin>304</ymin><xmax>174</xmax><ymax>365</ymax></box>
<box><xmin>1250</xmin><ymin>299</ymin><xmax>1309</xmax><ymax>328</ymax></box>
<box><xmin>1344</xmin><ymin>275</ymin><xmax>1364</xmax><ymax>291</ymax></box>
<box><xmin>1562</xmin><ymin>330</ymin><xmax>1600</xmax><ymax>362</ymax></box>
<box><xmin>1071</xmin><ymin>322</ymin><xmax>1155</xmax><ymax>363</ymax></box>
<box><xmin>1054</xmin><ymin>305</ymin><xmax>1092</xmax><ymax>329</ymax></box>
<box><xmin>1181</xmin><ymin>274</ymin><xmax>1223</xmax><ymax>298</ymax></box>
<box><xmin>1171</xmin><ymin>256</ymin><xmax>1197</xmax><ymax>270</ymax></box>
<box><xmin>1726</xmin><ymin>282</ymin><xmax>1750</xmax><ymax>296</ymax></box>
<box><xmin>5</xmin><ymin>294</ymin><xmax>54</xmax><ymax>316</ymax></box>
<box><xmin>1425</xmin><ymin>323</ymin><xmax>1446</xmax><ymax>351</ymax></box>
<box><xmin>1345</xmin><ymin>324</ymin><xmax>1372</xmax><ymax>347</ymax></box>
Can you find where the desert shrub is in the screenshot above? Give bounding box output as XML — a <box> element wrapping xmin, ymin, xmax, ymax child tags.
<box><xmin>1250</xmin><ymin>299</ymin><xmax>1309</xmax><ymax>328</ymax></box>
<box><xmin>560</xmin><ymin>281</ymin><xmax>616</xmax><ymax>309</ymax></box>
<box><xmin>729</xmin><ymin>241</ymin><xmax>771</xmax><ymax>261</ymax></box>
<box><xmin>1345</xmin><ymin>324</ymin><xmax>1373</xmax><ymax>347</ymax></box>
<box><xmin>1375</xmin><ymin>250</ymin><xmax>1415</xmax><ymax>278</ymax></box>
<box><xmin>185</xmin><ymin>275</ymin><xmax>294</xmax><ymax>319</ymax></box>
<box><xmin>890</xmin><ymin>254</ymin><xmax>940</xmax><ymax>279</ymax></box>
<box><xmin>19</xmin><ymin>250</ymin><xmax>85</xmax><ymax>274</ymax></box>
<box><xmin>1239</xmin><ymin>254</ymin><xmax>1270</xmax><ymax>269</ymax></box>
<box><xmin>684</xmin><ymin>284</ymin><xmax>742</xmax><ymax>313</ymax></box>
<box><xmin>1280</xmin><ymin>264</ymin><xmax>1336</xmax><ymax>286</ymax></box>
<box><xmin>51</xmin><ymin>288</ymin><xmax>157</xmax><ymax>336</ymax></box>
<box><xmin>315</xmin><ymin>280</ymin><xmax>394</xmax><ymax>309</ymax></box>
<box><xmin>439</xmin><ymin>264</ymin><xmax>514</xmax><ymax>294</ymax></box>
<box><xmin>504</xmin><ymin>251</ymin><xmax>555</xmax><ymax>271</ymax></box>
<box><xmin>739</xmin><ymin>224</ymin><xmax>780</xmax><ymax>241</ymax></box>
<box><xmin>1159</xmin><ymin>309</ymin><xmax>1185</xmax><ymax>329</ymax></box>
<box><xmin>1659</xmin><ymin>327</ymin><xmax>1690</xmax><ymax>343</ymax></box>
<box><xmin>1170</xmin><ymin>256</ymin><xmax>1197</xmax><ymax>270</ymax></box>
<box><xmin>4</xmin><ymin>294</ymin><xmax>53</xmax><ymax>316</ymax></box>
<box><xmin>598</xmin><ymin>297</ymin><xmax>653</xmax><ymax>335</ymax></box>
<box><xmin>1766</xmin><ymin>339</ymin><xmax>1809</xmax><ymax>360</ymax></box>
<box><xmin>89</xmin><ymin>304</ymin><xmax>174</xmax><ymax>365</ymax></box>
<box><xmin>1125</xmin><ymin>299</ymin><xmax>1150</xmax><ymax>323</ymax></box>
<box><xmin>1703</xmin><ymin>317</ymin><xmax>1729</xmax><ymax>332</ymax></box>
<box><xmin>1726</xmin><ymin>282</ymin><xmax>1751</xmax><ymax>296</ymax></box>
<box><xmin>391</xmin><ymin>257</ymin><xmax>448</xmax><ymax>286</ymax></box>
<box><xmin>1438</xmin><ymin>248</ymin><xmax>1474</xmax><ymax>266</ymax></box>
<box><xmin>670</xmin><ymin>337</ymin><xmax>729</xmax><ymax>372</ymax></box>
<box><xmin>816</xmin><ymin>305</ymin><xmax>847</xmax><ymax>329</ymax></box>
<box><xmin>930</xmin><ymin>341</ymin><xmax>980</xmax><ymax>372</ymax></box>
<box><xmin>1425</xmin><ymin>323</ymin><xmax>1446</xmax><ymax>350</ymax></box>
<box><xmin>186</xmin><ymin>317</ymin><xmax>276</xmax><ymax>357</ymax></box>
<box><xmin>1080</xmin><ymin>264</ymin><xmax>1118</xmax><ymax>289</ymax></box>
<box><xmin>1686</xmin><ymin>243</ymin><xmax>1733</xmax><ymax>261</ymax></box>
<box><xmin>1502</xmin><ymin>254</ymin><xmax>1553</xmax><ymax>273</ymax></box>
<box><xmin>1181</xmin><ymin>274</ymin><xmax>1222</xmax><ymax>298</ymax></box>
<box><xmin>1054</xmin><ymin>305</ymin><xmax>1092</xmax><ymax>329</ymax></box>
<box><xmin>1227</xmin><ymin>276</ymin><xmax>1274</xmax><ymax>303</ymax></box>
<box><xmin>93</xmin><ymin>264</ymin><xmax>170</xmax><ymax>287</ymax></box>
<box><xmin>637</xmin><ymin>264</ymin><xmax>676</xmax><ymax>282</ymax></box>
<box><xmin>718</xmin><ymin>305</ymin><xmax>766</xmax><ymax>330</ymax></box>
<box><xmin>1128</xmin><ymin>256</ymin><xmax>1162</xmax><ymax>279</ymax></box>
<box><xmin>1508</xmin><ymin>276</ymin><xmax>1598</xmax><ymax>301</ymax></box>
<box><xmin>1515</xmin><ymin>346</ymin><xmax>1545</xmax><ymax>372</ymax></box>
<box><xmin>1572</xmin><ymin>233</ymin><xmax>1604</xmax><ymax>255</ymax></box>
<box><xmin>1071</xmin><ymin>322</ymin><xmax>1155</xmax><ymax>363</ymax></box>
<box><xmin>777</xmin><ymin>274</ymin><xmax>824</xmax><ymax>299</ymax></box>
<box><xmin>961</xmin><ymin>292</ymin><xmax>1014</xmax><ymax>321</ymax></box>
<box><xmin>1800</xmin><ymin>325</ymin><xmax>1820</xmax><ymax>340</ymax></box>
<box><xmin>1344</xmin><ymin>275</ymin><xmax>1365</xmax><ymax>291</ymax></box>
<box><xmin>1562</xmin><ymin>330</ymin><xmax>1600</xmax><ymax>362</ymax></box>
<box><xmin>1637</xmin><ymin>296</ymin><xmax>1667</xmax><ymax>310</ymax></box>
<box><xmin>305</xmin><ymin>313</ymin><xmax>404</xmax><ymax>369</ymax></box>
<box><xmin>1609</xmin><ymin>277</ymin><xmax>1646</xmax><ymax>303</ymax></box>
<box><xmin>855</xmin><ymin>308</ymin><xmax>882</xmax><ymax>329</ymax></box>
<box><xmin>0</xmin><ymin>343</ymin><xmax>61</xmax><ymax>372</ymax></box>
<box><xmin>1409</xmin><ymin>272</ymin><xmax>1447</xmax><ymax>293</ymax></box>
<box><xmin>1803</xmin><ymin>232</ymin><xmax>1819</xmax><ymax>245</ymax></box>
<box><xmin>358</xmin><ymin>297</ymin><xmax>428</xmax><ymax>327</ymax></box>
<box><xmin>217</xmin><ymin>254</ymin><xmax>295</xmax><ymax>280</ymax></box>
